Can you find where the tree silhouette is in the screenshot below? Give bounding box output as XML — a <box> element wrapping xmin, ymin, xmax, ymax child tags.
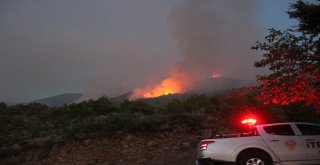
<box><xmin>253</xmin><ymin>1</ymin><xmax>320</xmax><ymax>110</ymax></box>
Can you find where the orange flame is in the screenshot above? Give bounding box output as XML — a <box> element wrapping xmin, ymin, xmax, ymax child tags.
<box><xmin>130</xmin><ymin>68</ymin><xmax>190</xmax><ymax>99</ymax></box>
<box><xmin>142</xmin><ymin>77</ymin><xmax>182</xmax><ymax>98</ymax></box>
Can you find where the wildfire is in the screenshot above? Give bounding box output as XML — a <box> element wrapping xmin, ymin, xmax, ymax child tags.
<box><xmin>130</xmin><ymin>68</ymin><xmax>190</xmax><ymax>99</ymax></box>
<box><xmin>142</xmin><ymin>77</ymin><xmax>182</xmax><ymax>98</ymax></box>
<box><xmin>211</xmin><ymin>73</ymin><xmax>221</xmax><ymax>79</ymax></box>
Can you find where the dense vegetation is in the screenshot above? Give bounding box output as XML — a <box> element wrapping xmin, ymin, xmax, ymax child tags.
<box><xmin>1</xmin><ymin>91</ymin><xmax>319</xmax><ymax>158</ymax></box>
<box><xmin>253</xmin><ymin>0</ymin><xmax>320</xmax><ymax>109</ymax></box>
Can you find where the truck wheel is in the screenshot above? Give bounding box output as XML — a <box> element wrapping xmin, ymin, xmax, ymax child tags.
<box><xmin>199</xmin><ymin>162</ymin><xmax>214</xmax><ymax>165</ymax></box>
<box><xmin>238</xmin><ymin>152</ymin><xmax>271</xmax><ymax>165</ymax></box>
<box><xmin>198</xmin><ymin>159</ymin><xmax>215</xmax><ymax>165</ymax></box>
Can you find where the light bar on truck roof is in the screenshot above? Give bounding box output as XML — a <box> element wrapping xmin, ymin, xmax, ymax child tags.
<box><xmin>242</xmin><ymin>118</ymin><xmax>257</xmax><ymax>125</ymax></box>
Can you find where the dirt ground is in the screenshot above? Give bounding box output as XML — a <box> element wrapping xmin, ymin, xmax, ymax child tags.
<box><xmin>1</xmin><ymin>128</ymin><xmax>202</xmax><ymax>165</ymax></box>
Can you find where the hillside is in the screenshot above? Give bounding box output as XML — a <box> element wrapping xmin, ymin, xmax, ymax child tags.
<box><xmin>1</xmin><ymin>92</ymin><xmax>319</xmax><ymax>165</ymax></box>
<box><xmin>189</xmin><ymin>77</ymin><xmax>255</xmax><ymax>94</ymax></box>
<box><xmin>113</xmin><ymin>77</ymin><xmax>255</xmax><ymax>101</ymax></box>
<box><xmin>31</xmin><ymin>93</ymin><xmax>82</xmax><ymax>107</ymax></box>
<box><xmin>28</xmin><ymin>77</ymin><xmax>254</xmax><ymax>107</ymax></box>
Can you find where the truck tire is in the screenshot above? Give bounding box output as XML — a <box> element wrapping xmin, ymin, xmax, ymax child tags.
<box><xmin>199</xmin><ymin>162</ymin><xmax>214</xmax><ymax>165</ymax></box>
<box><xmin>237</xmin><ymin>151</ymin><xmax>271</xmax><ymax>165</ymax></box>
<box><xmin>198</xmin><ymin>160</ymin><xmax>214</xmax><ymax>165</ymax></box>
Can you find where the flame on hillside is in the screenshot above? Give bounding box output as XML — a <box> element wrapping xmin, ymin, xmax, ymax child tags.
<box><xmin>211</xmin><ymin>73</ymin><xmax>221</xmax><ymax>79</ymax></box>
<box><xmin>130</xmin><ymin>68</ymin><xmax>190</xmax><ymax>99</ymax></box>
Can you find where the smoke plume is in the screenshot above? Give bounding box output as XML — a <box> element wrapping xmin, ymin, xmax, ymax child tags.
<box><xmin>170</xmin><ymin>0</ymin><xmax>260</xmax><ymax>81</ymax></box>
<box><xmin>129</xmin><ymin>0</ymin><xmax>261</xmax><ymax>99</ymax></box>
<box><xmin>0</xmin><ymin>0</ymin><xmax>262</xmax><ymax>102</ymax></box>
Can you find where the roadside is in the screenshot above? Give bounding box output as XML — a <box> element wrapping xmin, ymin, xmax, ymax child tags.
<box><xmin>2</xmin><ymin>127</ymin><xmax>201</xmax><ymax>165</ymax></box>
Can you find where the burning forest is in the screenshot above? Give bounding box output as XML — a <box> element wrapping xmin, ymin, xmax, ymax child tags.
<box><xmin>129</xmin><ymin>0</ymin><xmax>259</xmax><ymax>100</ymax></box>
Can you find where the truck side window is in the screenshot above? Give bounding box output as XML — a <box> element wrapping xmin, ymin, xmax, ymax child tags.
<box><xmin>296</xmin><ymin>124</ymin><xmax>320</xmax><ymax>135</ymax></box>
<box><xmin>263</xmin><ymin>124</ymin><xmax>295</xmax><ymax>136</ymax></box>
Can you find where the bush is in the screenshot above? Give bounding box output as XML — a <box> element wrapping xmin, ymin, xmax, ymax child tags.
<box><xmin>1</xmin><ymin>93</ymin><xmax>319</xmax><ymax>160</ymax></box>
<box><xmin>0</xmin><ymin>144</ymin><xmax>23</xmax><ymax>157</ymax></box>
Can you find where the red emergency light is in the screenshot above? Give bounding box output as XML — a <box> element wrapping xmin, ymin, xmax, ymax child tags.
<box><xmin>242</xmin><ymin>118</ymin><xmax>257</xmax><ymax>125</ymax></box>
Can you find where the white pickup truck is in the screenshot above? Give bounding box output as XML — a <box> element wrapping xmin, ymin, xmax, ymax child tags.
<box><xmin>196</xmin><ymin>122</ymin><xmax>320</xmax><ymax>165</ymax></box>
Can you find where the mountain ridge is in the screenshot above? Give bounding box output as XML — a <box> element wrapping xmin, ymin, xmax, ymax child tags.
<box><xmin>30</xmin><ymin>77</ymin><xmax>255</xmax><ymax>106</ymax></box>
<box><xmin>31</xmin><ymin>93</ymin><xmax>82</xmax><ymax>106</ymax></box>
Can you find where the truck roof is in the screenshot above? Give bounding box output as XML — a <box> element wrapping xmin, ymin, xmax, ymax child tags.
<box><xmin>255</xmin><ymin>122</ymin><xmax>319</xmax><ymax>127</ymax></box>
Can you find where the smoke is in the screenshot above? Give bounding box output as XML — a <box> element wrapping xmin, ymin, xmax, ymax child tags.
<box><xmin>0</xmin><ymin>0</ymin><xmax>262</xmax><ymax>102</ymax></box>
<box><xmin>0</xmin><ymin>0</ymin><xmax>178</xmax><ymax>102</ymax></box>
<box><xmin>170</xmin><ymin>0</ymin><xmax>261</xmax><ymax>81</ymax></box>
<box><xmin>129</xmin><ymin>0</ymin><xmax>261</xmax><ymax>99</ymax></box>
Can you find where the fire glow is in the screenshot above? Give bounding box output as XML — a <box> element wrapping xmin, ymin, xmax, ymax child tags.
<box><xmin>211</xmin><ymin>73</ymin><xmax>221</xmax><ymax>79</ymax></box>
<box><xmin>130</xmin><ymin>68</ymin><xmax>190</xmax><ymax>99</ymax></box>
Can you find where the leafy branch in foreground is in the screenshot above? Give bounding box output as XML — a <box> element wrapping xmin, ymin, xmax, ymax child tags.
<box><xmin>253</xmin><ymin>0</ymin><xmax>320</xmax><ymax>110</ymax></box>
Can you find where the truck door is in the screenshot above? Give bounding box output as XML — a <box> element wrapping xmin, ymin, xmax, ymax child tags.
<box><xmin>261</xmin><ymin>124</ymin><xmax>308</xmax><ymax>161</ymax></box>
<box><xmin>295</xmin><ymin>124</ymin><xmax>320</xmax><ymax>160</ymax></box>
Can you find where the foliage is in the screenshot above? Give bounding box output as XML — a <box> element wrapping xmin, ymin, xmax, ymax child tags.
<box><xmin>0</xmin><ymin>92</ymin><xmax>319</xmax><ymax>158</ymax></box>
<box><xmin>287</xmin><ymin>0</ymin><xmax>320</xmax><ymax>36</ymax></box>
<box><xmin>0</xmin><ymin>102</ymin><xmax>7</xmax><ymax>111</ymax></box>
<box><xmin>253</xmin><ymin>0</ymin><xmax>320</xmax><ymax>110</ymax></box>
